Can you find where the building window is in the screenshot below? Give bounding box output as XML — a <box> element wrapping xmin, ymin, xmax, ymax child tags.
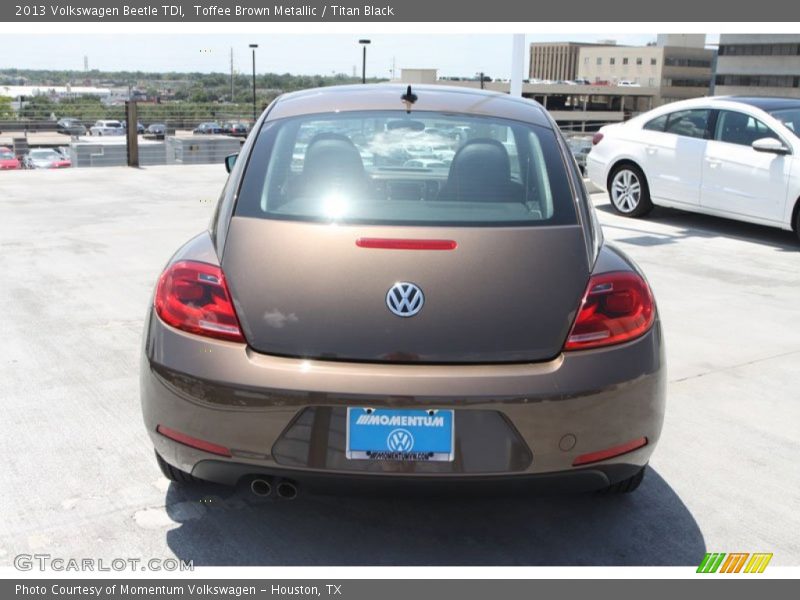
<box><xmin>664</xmin><ymin>57</ymin><xmax>712</xmax><ymax>68</ymax></box>
<box><xmin>610</xmin><ymin>57</ymin><xmax>616</xmax><ymax>65</ymax></box>
<box><xmin>716</xmin><ymin>74</ymin><xmax>800</xmax><ymax>88</ymax></box>
<box><xmin>664</xmin><ymin>77</ymin><xmax>712</xmax><ymax>88</ymax></box>
<box><xmin>622</xmin><ymin>57</ymin><xmax>629</xmax><ymax>65</ymax></box>
<box><xmin>596</xmin><ymin>57</ymin><xmax>602</xmax><ymax>65</ymax></box>
<box><xmin>584</xmin><ymin>57</ymin><xmax>589</xmax><ymax>65</ymax></box>
<box><xmin>636</xmin><ymin>57</ymin><xmax>643</xmax><ymax>65</ymax></box>
<box><xmin>719</xmin><ymin>43</ymin><xmax>800</xmax><ymax>56</ymax></box>
<box><xmin>651</xmin><ymin>58</ymin><xmax>657</xmax><ymax>65</ymax></box>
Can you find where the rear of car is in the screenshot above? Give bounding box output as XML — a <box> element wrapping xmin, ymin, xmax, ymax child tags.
<box><xmin>0</xmin><ymin>147</ymin><xmax>21</xmax><ymax>170</ymax></box>
<box><xmin>90</xmin><ymin>120</ymin><xmax>125</xmax><ymax>136</ymax></box>
<box><xmin>142</xmin><ymin>85</ymin><xmax>665</xmax><ymax>496</ymax></box>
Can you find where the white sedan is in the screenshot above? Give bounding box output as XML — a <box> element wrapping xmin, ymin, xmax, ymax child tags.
<box><xmin>89</xmin><ymin>120</ymin><xmax>125</xmax><ymax>136</ymax></box>
<box><xmin>587</xmin><ymin>96</ymin><xmax>800</xmax><ymax>240</ymax></box>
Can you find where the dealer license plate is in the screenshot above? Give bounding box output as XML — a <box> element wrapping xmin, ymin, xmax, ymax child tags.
<box><xmin>346</xmin><ymin>407</ymin><xmax>454</xmax><ymax>462</ymax></box>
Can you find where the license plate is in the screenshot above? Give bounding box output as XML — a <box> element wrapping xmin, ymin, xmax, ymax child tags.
<box><xmin>346</xmin><ymin>407</ymin><xmax>454</xmax><ymax>462</ymax></box>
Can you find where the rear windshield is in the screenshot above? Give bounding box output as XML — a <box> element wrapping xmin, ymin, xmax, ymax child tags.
<box><xmin>235</xmin><ymin>110</ymin><xmax>577</xmax><ymax>227</ymax></box>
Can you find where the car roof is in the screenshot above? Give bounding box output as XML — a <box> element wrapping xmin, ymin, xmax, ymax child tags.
<box><xmin>715</xmin><ymin>96</ymin><xmax>800</xmax><ymax>112</ymax></box>
<box><xmin>267</xmin><ymin>83</ymin><xmax>553</xmax><ymax>127</ymax></box>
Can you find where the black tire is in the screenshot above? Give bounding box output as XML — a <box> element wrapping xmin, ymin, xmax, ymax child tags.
<box><xmin>794</xmin><ymin>203</ymin><xmax>800</xmax><ymax>243</ymax></box>
<box><xmin>155</xmin><ymin>450</ymin><xmax>201</xmax><ymax>484</ymax></box>
<box><xmin>608</xmin><ymin>163</ymin><xmax>653</xmax><ymax>218</ymax></box>
<box><xmin>599</xmin><ymin>466</ymin><xmax>645</xmax><ymax>494</ymax></box>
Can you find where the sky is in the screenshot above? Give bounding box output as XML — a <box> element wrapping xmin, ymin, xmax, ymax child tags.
<box><xmin>0</xmin><ymin>33</ymin><xmax>720</xmax><ymax>79</ymax></box>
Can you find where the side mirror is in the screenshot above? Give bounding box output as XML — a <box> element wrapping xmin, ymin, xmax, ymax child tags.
<box><xmin>752</xmin><ymin>137</ymin><xmax>790</xmax><ymax>155</ymax></box>
<box><xmin>224</xmin><ymin>153</ymin><xmax>238</xmax><ymax>173</ymax></box>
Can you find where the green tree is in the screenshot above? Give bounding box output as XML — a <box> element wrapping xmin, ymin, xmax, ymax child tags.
<box><xmin>0</xmin><ymin>95</ymin><xmax>13</xmax><ymax>119</ymax></box>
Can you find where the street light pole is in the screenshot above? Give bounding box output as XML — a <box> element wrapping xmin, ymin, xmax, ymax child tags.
<box><xmin>359</xmin><ymin>39</ymin><xmax>371</xmax><ymax>84</ymax></box>
<box><xmin>249</xmin><ymin>43</ymin><xmax>258</xmax><ymax>122</ymax></box>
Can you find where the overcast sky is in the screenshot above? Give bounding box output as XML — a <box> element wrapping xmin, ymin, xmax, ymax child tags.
<box><xmin>1</xmin><ymin>33</ymin><xmax>720</xmax><ymax>79</ymax></box>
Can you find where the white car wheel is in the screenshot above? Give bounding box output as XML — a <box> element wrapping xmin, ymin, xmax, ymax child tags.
<box><xmin>609</xmin><ymin>165</ymin><xmax>653</xmax><ymax>218</ymax></box>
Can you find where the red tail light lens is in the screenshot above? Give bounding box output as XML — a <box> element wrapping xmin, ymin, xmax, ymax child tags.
<box><xmin>591</xmin><ymin>132</ymin><xmax>604</xmax><ymax>145</ymax></box>
<box><xmin>155</xmin><ymin>260</ymin><xmax>245</xmax><ymax>343</ymax></box>
<box><xmin>572</xmin><ymin>436</ymin><xmax>648</xmax><ymax>466</ymax></box>
<box><xmin>156</xmin><ymin>425</ymin><xmax>232</xmax><ymax>457</ymax></box>
<box><xmin>564</xmin><ymin>271</ymin><xmax>654</xmax><ymax>351</ymax></box>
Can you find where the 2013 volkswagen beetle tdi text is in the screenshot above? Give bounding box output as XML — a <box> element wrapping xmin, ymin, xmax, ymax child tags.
<box><xmin>141</xmin><ymin>85</ymin><xmax>665</xmax><ymax>498</ymax></box>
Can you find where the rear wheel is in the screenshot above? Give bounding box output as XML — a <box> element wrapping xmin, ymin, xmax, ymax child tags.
<box><xmin>609</xmin><ymin>164</ymin><xmax>653</xmax><ymax>218</ymax></box>
<box><xmin>155</xmin><ymin>451</ymin><xmax>201</xmax><ymax>484</ymax></box>
<box><xmin>599</xmin><ymin>466</ymin><xmax>645</xmax><ymax>494</ymax></box>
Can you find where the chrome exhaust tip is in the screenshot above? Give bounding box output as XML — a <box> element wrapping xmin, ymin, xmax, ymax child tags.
<box><xmin>276</xmin><ymin>480</ymin><xmax>298</xmax><ymax>500</ymax></box>
<box><xmin>250</xmin><ymin>478</ymin><xmax>273</xmax><ymax>497</ymax></box>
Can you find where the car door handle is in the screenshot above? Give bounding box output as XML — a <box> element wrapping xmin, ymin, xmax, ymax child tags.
<box><xmin>645</xmin><ymin>145</ymin><xmax>658</xmax><ymax>155</ymax></box>
<box><xmin>705</xmin><ymin>158</ymin><xmax>722</xmax><ymax>168</ymax></box>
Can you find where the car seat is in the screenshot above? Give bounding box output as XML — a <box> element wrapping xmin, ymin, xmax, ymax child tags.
<box><xmin>438</xmin><ymin>138</ymin><xmax>522</xmax><ymax>202</ymax></box>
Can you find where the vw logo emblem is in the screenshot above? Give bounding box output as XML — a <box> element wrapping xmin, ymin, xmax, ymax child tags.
<box><xmin>386</xmin><ymin>282</ymin><xmax>424</xmax><ymax>317</ymax></box>
<box><xmin>387</xmin><ymin>429</ymin><xmax>414</xmax><ymax>452</ymax></box>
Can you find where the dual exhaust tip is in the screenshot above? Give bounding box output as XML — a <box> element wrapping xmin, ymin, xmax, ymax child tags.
<box><xmin>249</xmin><ymin>477</ymin><xmax>298</xmax><ymax>500</ymax></box>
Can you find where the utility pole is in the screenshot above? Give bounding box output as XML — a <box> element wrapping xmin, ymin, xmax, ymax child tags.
<box><xmin>230</xmin><ymin>47</ymin><xmax>234</xmax><ymax>103</ymax></box>
<box><xmin>249</xmin><ymin>44</ymin><xmax>258</xmax><ymax>123</ymax></box>
<box><xmin>359</xmin><ymin>39</ymin><xmax>371</xmax><ymax>84</ymax></box>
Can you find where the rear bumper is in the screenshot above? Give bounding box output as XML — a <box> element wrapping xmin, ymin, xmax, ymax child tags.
<box><xmin>191</xmin><ymin>459</ymin><xmax>644</xmax><ymax>495</ymax></box>
<box><xmin>586</xmin><ymin>154</ymin><xmax>608</xmax><ymax>192</ymax></box>
<box><xmin>141</xmin><ymin>311</ymin><xmax>666</xmax><ymax>489</ymax></box>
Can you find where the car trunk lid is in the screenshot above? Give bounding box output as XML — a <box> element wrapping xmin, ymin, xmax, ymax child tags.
<box><xmin>221</xmin><ymin>217</ymin><xmax>590</xmax><ymax>363</ymax></box>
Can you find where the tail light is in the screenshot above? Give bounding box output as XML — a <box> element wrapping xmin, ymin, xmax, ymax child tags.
<box><xmin>564</xmin><ymin>271</ymin><xmax>654</xmax><ymax>351</ymax></box>
<box><xmin>157</xmin><ymin>425</ymin><xmax>232</xmax><ymax>457</ymax></box>
<box><xmin>155</xmin><ymin>260</ymin><xmax>245</xmax><ymax>343</ymax></box>
<box><xmin>592</xmin><ymin>132</ymin><xmax>604</xmax><ymax>145</ymax></box>
<box><xmin>572</xmin><ymin>436</ymin><xmax>648</xmax><ymax>466</ymax></box>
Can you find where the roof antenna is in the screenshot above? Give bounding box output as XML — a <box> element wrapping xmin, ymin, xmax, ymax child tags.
<box><xmin>401</xmin><ymin>85</ymin><xmax>418</xmax><ymax>113</ymax></box>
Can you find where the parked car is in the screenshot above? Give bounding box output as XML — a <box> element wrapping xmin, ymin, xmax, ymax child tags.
<box><xmin>566</xmin><ymin>136</ymin><xmax>592</xmax><ymax>175</ymax></box>
<box><xmin>0</xmin><ymin>146</ymin><xmax>21</xmax><ymax>170</ymax></box>
<box><xmin>23</xmin><ymin>148</ymin><xmax>71</xmax><ymax>169</ymax></box>
<box><xmin>144</xmin><ymin>123</ymin><xmax>167</xmax><ymax>140</ymax></box>
<box><xmin>122</xmin><ymin>120</ymin><xmax>145</xmax><ymax>134</ymax></box>
<box><xmin>193</xmin><ymin>122</ymin><xmax>223</xmax><ymax>135</ymax></box>
<box><xmin>142</xmin><ymin>84</ymin><xmax>665</xmax><ymax>498</ymax></box>
<box><xmin>56</xmin><ymin>118</ymin><xmax>86</xmax><ymax>136</ymax></box>
<box><xmin>403</xmin><ymin>158</ymin><xmax>448</xmax><ymax>169</ymax></box>
<box><xmin>616</xmin><ymin>80</ymin><xmax>641</xmax><ymax>87</ymax></box>
<box><xmin>587</xmin><ymin>96</ymin><xmax>800</xmax><ymax>240</ymax></box>
<box><xmin>573</xmin><ymin>78</ymin><xmax>592</xmax><ymax>85</ymax></box>
<box><xmin>89</xmin><ymin>120</ymin><xmax>125</xmax><ymax>136</ymax></box>
<box><xmin>222</xmin><ymin>122</ymin><xmax>248</xmax><ymax>137</ymax></box>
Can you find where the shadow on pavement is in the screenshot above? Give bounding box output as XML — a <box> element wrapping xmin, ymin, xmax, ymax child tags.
<box><xmin>164</xmin><ymin>467</ymin><xmax>705</xmax><ymax>566</ymax></box>
<box><xmin>595</xmin><ymin>204</ymin><xmax>799</xmax><ymax>252</ymax></box>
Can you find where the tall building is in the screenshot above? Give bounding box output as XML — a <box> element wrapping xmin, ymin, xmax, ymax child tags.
<box><xmin>529</xmin><ymin>42</ymin><xmax>606</xmax><ymax>82</ymax></box>
<box><xmin>715</xmin><ymin>34</ymin><xmax>800</xmax><ymax>98</ymax></box>
<box><xmin>577</xmin><ymin>40</ymin><xmax>714</xmax><ymax>105</ymax></box>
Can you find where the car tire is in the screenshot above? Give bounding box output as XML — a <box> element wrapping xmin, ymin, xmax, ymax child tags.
<box><xmin>155</xmin><ymin>450</ymin><xmax>201</xmax><ymax>484</ymax></box>
<box><xmin>608</xmin><ymin>164</ymin><xmax>653</xmax><ymax>218</ymax></box>
<box><xmin>599</xmin><ymin>466</ymin><xmax>645</xmax><ymax>494</ymax></box>
<box><xmin>794</xmin><ymin>202</ymin><xmax>800</xmax><ymax>243</ymax></box>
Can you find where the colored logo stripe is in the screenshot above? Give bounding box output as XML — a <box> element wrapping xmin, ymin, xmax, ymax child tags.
<box><xmin>744</xmin><ymin>553</ymin><xmax>773</xmax><ymax>573</ymax></box>
<box><xmin>697</xmin><ymin>553</ymin><xmax>726</xmax><ymax>573</ymax></box>
<box><xmin>720</xmin><ymin>553</ymin><xmax>749</xmax><ymax>573</ymax></box>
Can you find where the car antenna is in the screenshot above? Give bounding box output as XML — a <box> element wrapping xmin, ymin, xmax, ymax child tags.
<box><xmin>401</xmin><ymin>85</ymin><xmax>418</xmax><ymax>113</ymax></box>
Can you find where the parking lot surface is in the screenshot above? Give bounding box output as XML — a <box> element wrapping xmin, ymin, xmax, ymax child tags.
<box><xmin>1</xmin><ymin>166</ymin><xmax>798</xmax><ymax>566</ymax></box>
